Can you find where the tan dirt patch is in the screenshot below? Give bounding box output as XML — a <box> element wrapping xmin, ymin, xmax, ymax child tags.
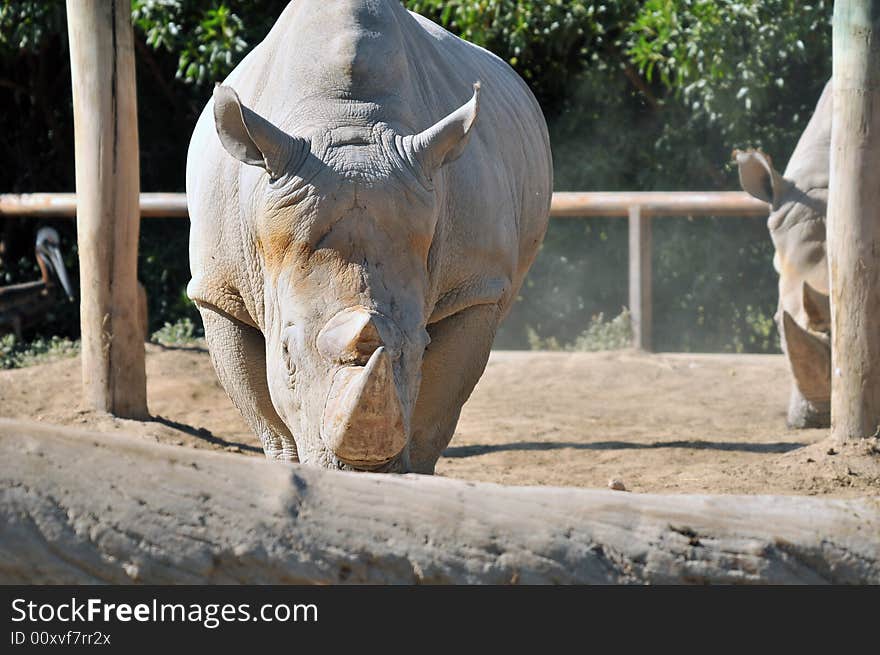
<box><xmin>2</xmin><ymin>344</ymin><xmax>877</xmax><ymax>496</ymax></box>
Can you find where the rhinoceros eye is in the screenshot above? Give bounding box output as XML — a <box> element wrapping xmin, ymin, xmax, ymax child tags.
<box><xmin>281</xmin><ymin>325</ymin><xmax>297</xmax><ymax>385</ymax></box>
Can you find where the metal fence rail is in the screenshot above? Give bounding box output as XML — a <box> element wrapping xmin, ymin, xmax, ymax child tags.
<box><xmin>0</xmin><ymin>191</ymin><xmax>770</xmax><ymax>350</ymax></box>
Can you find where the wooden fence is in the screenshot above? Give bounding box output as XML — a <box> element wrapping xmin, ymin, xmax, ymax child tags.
<box><xmin>0</xmin><ymin>191</ymin><xmax>769</xmax><ymax>350</ymax></box>
<box><xmin>551</xmin><ymin>192</ymin><xmax>767</xmax><ymax>349</ymax></box>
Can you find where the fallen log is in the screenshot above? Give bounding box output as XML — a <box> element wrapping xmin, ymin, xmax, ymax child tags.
<box><xmin>1</xmin><ymin>418</ymin><xmax>877</xmax><ymax>584</ymax></box>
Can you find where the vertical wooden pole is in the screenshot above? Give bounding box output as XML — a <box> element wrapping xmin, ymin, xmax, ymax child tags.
<box><xmin>829</xmin><ymin>0</ymin><xmax>880</xmax><ymax>444</ymax></box>
<box><xmin>628</xmin><ymin>205</ymin><xmax>652</xmax><ymax>351</ymax></box>
<box><xmin>67</xmin><ymin>0</ymin><xmax>148</xmax><ymax>418</ymax></box>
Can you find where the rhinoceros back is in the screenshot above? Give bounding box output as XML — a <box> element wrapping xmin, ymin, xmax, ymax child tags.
<box><xmin>783</xmin><ymin>79</ymin><xmax>831</xmax><ymax>193</ymax></box>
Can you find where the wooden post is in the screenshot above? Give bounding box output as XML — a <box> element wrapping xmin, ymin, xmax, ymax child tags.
<box><xmin>829</xmin><ymin>0</ymin><xmax>880</xmax><ymax>444</ymax></box>
<box><xmin>66</xmin><ymin>0</ymin><xmax>148</xmax><ymax>418</ymax></box>
<box><xmin>628</xmin><ymin>205</ymin><xmax>652</xmax><ymax>351</ymax></box>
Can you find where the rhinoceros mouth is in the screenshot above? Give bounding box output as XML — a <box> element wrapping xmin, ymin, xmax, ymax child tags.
<box><xmin>337</xmin><ymin>453</ymin><xmax>406</xmax><ymax>473</ymax></box>
<box><xmin>307</xmin><ymin>443</ymin><xmax>406</xmax><ymax>473</ymax></box>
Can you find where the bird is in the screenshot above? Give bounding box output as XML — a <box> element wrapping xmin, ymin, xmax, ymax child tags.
<box><xmin>0</xmin><ymin>227</ymin><xmax>75</xmax><ymax>338</ymax></box>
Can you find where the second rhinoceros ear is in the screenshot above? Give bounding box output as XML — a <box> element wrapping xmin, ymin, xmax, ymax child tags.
<box><xmin>733</xmin><ymin>148</ymin><xmax>783</xmax><ymax>205</ymax></box>
<box><xmin>408</xmin><ymin>82</ymin><xmax>480</xmax><ymax>175</ymax></box>
<box><xmin>213</xmin><ymin>84</ymin><xmax>307</xmax><ymax>181</ymax></box>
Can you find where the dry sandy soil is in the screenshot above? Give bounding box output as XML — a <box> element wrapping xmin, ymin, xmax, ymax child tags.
<box><xmin>2</xmin><ymin>344</ymin><xmax>878</xmax><ymax>497</ymax></box>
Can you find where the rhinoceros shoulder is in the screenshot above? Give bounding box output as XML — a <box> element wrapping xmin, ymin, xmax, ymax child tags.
<box><xmin>186</xmin><ymin>103</ymin><xmax>262</xmax><ymax>330</ymax></box>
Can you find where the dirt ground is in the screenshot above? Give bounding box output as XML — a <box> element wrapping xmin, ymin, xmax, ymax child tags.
<box><xmin>2</xmin><ymin>344</ymin><xmax>878</xmax><ymax>496</ymax></box>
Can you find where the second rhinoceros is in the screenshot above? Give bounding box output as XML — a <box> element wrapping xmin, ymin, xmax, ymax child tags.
<box><xmin>186</xmin><ymin>0</ymin><xmax>552</xmax><ymax>471</ymax></box>
<box><xmin>735</xmin><ymin>80</ymin><xmax>832</xmax><ymax>428</ymax></box>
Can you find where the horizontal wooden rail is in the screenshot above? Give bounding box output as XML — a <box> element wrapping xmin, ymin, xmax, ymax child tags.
<box><xmin>0</xmin><ymin>192</ymin><xmax>188</xmax><ymax>218</ymax></box>
<box><xmin>551</xmin><ymin>191</ymin><xmax>768</xmax><ymax>217</ymax></box>
<box><xmin>0</xmin><ymin>191</ymin><xmax>769</xmax><ymax>219</ymax></box>
<box><xmin>0</xmin><ymin>190</ymin><xmax>772</xmax><ymax>353</ymax></box>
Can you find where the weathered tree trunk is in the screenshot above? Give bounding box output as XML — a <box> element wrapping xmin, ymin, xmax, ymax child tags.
<box><xmin>1</xmin><ymin>419</ymin><xmax>876</xmax><ymax>584</ymax></box>
<box><xmin>66</xmin><ymin>0</ymin><xmax>147</xmax><ymax>418</ymax></box>
<box><xmin>829</xmin><ymin>1</ymin><xmax>880</xmax><ymax>443</ymax></box>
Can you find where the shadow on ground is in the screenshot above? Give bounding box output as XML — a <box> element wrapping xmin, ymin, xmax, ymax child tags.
<box><xmin>150</xmin><ymin>343</ymin><xmax>209</xmax><ymax>354</ymax></box>
<box><xmin>151</xmin><ymin>415</ymin><xmax>262</xmax><ymax>454</ymax></box>
<box><xmin>442</xmin><ymin>439</ymin><xmax>805</xmax><ymax>458</ymax></box>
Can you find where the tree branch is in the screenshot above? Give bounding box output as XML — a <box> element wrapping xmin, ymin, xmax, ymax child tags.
<box><xmin>622</xmin><ymin>63</ymin><xmax>660</xmax><ymax>110</ymax></box>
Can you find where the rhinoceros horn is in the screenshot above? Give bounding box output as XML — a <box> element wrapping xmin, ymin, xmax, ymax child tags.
<box><xmin>321</xmin><ymin>346</ymin><xmax>406</xmax><ymax>466</ymax></box>
<box><xmin>781</xmin><ymin>310</ymin><xmax>831</xmax><ymax>403</ymax></box>
<box><xmin>802</xmin><ymin>281</ymin><xmax>831</xmax><ymax>333</ymax></box>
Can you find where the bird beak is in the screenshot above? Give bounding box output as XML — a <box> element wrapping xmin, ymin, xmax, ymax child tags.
<box><xmin>46</xmin><ymin>245</ymin><xmax>75</xmax><ymax>301</ymax></box>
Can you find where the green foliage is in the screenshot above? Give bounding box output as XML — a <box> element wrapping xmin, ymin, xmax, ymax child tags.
<box><xmin>131</xmin><ymin>0</ymin><xmax>267</xmax><ymax>85</ymax></box>
<box><xmin>0</xmin><ymin>1</ymin><xmax>65</xmax><ymax>56</ymax></box>
<box><xmin>525</xmin><ymin>309</ymin><xmax>632</xmax><ymax>351</ymax></box>
<box><xmin>626</xmin><ymin>0</ymin><xmax>831</xmax><ymax>151</ymax></box>
<box><xmin>571</xmin><ymin>309</ymin><xmax>632</xmax><ymax>351</ymax></box>
<box><xmin>404</xmin><ymin>1</ymin><xmax>638</xmax><ymax>111</ymax></box>
<box><xmin>150</xmin><ymin>317</ymin><xmax>202</xmax><ymax>346</ymax></box>
<box><xmin>0</xmin><ymin>333</ymin><xmax>79</xmax><ymax>369</ymax></box>
<box><xmin>525</xmin><ymin>327</ymin><xmax>561</xmax><ymax>351</ymax></box>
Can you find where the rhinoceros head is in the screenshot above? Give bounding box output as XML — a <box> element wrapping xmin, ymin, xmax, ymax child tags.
<box><xmin>735</xmin><ymin>148</ymin><xmax>831</xmax><ymax>427</ymax></box>
<box><xmin>211</xmin><ymin>84</ymin><xmax>480</xmax><ymax>469</ymax></box>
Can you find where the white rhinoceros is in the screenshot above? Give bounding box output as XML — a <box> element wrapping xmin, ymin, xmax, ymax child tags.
<box><xmin>186</xmin><ymin>0</ymin><xmax>552</xmax><ymax>471</ymax></box>
<box><xmin>735</xmin><ymin>80</ymin><xmax>831</xmax><ymax>428</ymax></box>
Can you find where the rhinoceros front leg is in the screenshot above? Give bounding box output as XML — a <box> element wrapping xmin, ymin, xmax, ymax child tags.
<box><xmin>199</xmin><ymin>306</ymin><xmax>298</xmax><ymax>461</ymax></box>
<box><xmin>408</xmin><ymin>303</ymin><xmax>500</xmax><ymax>474</ymax></box>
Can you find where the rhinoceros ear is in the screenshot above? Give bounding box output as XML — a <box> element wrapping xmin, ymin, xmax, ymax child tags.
<box><xmin>212</xmin><ymin>84</ymin><xmax>306</xmax><ymax>180</ymax></box>
<box><xmin>733</xmin><ymin>148</ymin><xmax>783</xmax><ymax>205</ymax></box>
<box><xmin>408</xmin><ymin>82</ymin><xmax>480</xmax><ymax>175</ymax></box>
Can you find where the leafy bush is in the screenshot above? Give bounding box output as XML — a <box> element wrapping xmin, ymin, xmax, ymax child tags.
<box><xmin>0</xmin><ymin>333</ymin><xmax>79</xmax><ymax>369</ymax></box>
<box><xmin>130</xmin><ymin>0</ymin><xmax>286</xmax><ymax>86</ymax></box>
<box><xmin>525</xmin><ymin>309</ymin><xmax>632</xmax><ymax>351</ymax></box>
<box><xmin>405</xmin><ymin>1</ymin><xmax>639</xmax><ymax>112</ymax></box>
<box><xmin>571</xmin><ymin>309</ymin><xmax>632</xmax><ymax>351</ymax></box>
<box><xmin>150</xmin><ymin>317</ymin><xmax>202</xmax><ymax>346</ymax></box>
<box><xmin>625</xmin><ymin>0</ymin><xmax>831</xmax><ymax>165</ymax></box>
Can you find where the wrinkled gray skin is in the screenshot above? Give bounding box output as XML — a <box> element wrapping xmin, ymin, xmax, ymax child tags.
<box><xmin>186</xmin><ymin>0</ymin><xmax>552</xmax><ymax>472</ymax></box>
<box><xmin>735</xmin><ymin>80</ymin><xmax>832</xmax><ymax>428</ymax></box>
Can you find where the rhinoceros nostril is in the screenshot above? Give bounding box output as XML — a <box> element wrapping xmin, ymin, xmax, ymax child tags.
<box><xmin>317</xmin><ymin>306</ymin><xmax>385</xmax><ymax>365</ymax></box>
<box><xmin>351</xmin><ymin>321</ymin><xmax>382</xmax><ymax>363</ymax></box>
